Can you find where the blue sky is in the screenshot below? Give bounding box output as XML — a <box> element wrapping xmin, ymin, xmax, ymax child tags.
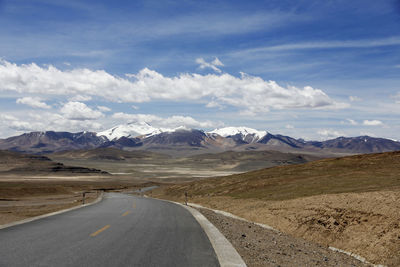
<box><xmin>0</xmin><ymin>0</ymin><xmax>400</xmax><ymax>140</ymax></box>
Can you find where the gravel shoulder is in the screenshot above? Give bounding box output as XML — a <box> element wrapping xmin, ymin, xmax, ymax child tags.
<box><xmin>197</xmin><ymin>207</ymin><xmax>370</xmax><ymax>267</ymax></box>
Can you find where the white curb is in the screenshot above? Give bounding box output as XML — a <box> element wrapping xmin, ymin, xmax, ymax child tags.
<box><xmin>148</xmin><ymin>197</ymin><xmax>247</xmax><ymax>267</ymax></box>
<box><xmin>181</xmin><ymin>204</ymin><xmax>247</xmax><ymax>267</ymax></box>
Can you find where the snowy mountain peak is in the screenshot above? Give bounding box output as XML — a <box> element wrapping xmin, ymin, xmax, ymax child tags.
<box><xmin>208</xmin><ymin>127</ymin><xmax>267</xmax><ymax>143</ymax></box>
<box><xmin>97</xmin><ymin>121</ymin><xmax>170</xmax><ymax>140</ymax></box>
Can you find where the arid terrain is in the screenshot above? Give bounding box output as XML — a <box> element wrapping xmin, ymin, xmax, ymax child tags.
<box><xmin>0</xmin><ymin>150</ymin><xmax>155</xmax><ymax>224</ymax></box>
<box><xmin>49</xmin><ymin>148</ymin><xmax>321</xmax><ymax>181</ymax></box>
<box><xmin>153</xmin><ymin>151</ymin><xmax>400</xmax><ymax>266</ymax></box>
<box><xmin>2</xmin><ymin>149</ymin><xmax>400</xmax><ymax>266</ymax></box>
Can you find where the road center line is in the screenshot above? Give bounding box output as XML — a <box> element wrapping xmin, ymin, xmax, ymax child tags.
<box><xmin>122</xmin><ymin>211</ymin><xmax>130</xmax><ymax>216</ymax></box>
<box><xmin>90</xmin><ymin>225</ymin><xmax>110</xmax><ymax>237</ymax></box>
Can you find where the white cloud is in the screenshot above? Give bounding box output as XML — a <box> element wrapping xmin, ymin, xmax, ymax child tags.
<box><xmin>161</xmin><ymin>115</ymin><xmax>215</xmax><ymax>128</ymax></box>
<box><xmin>349</xmin><ymin>96</ymin><xmax>362</xmax><ymax>102</ymax></box>
<box><xmin>69</xmin><ymin>95</ymin><xmax>92</xmax><ymax>101</ymax></box>
<box><xmin>0</xmin><ymin>114</ymin><xmax>18</xmax><ymax>121</ymax></box>
<box><xmin>60</xmin><ymin>101</ymin><xmax>104</xmax><ymax>120</ymax></box>
<box><xmin>212</xmin><ymin>57</ymin><xmax>224</xmax><ymax>67</ymax></box>
<box><xmin>393</xmin><ymin>92</ymin><xmax>400</xmax><ymax>103</ymax></box>
<box><xmin>206</xmin><ymin>100</ymin><xmax>224</xmax><ymax>109</ymax></box>
<box><xmin>97</xmin><ymin>106</ymin><xmax>111</xmax><ymax>112</ymax></box>
<box><xmin>111</xmin><ymin>112</ymin><xmax>161</xmax><ymax>122</ymax></box>
<box><xmin>394</xmin><ymin>65</ymin><xmax>400</xmax><ymax>68</ymax></box>
<box><xmin>317</xmin><ymin>129</ymin><xmax>344</xmax><ymax>139</ymax></box>
<box><xmin>196</xmin><ymin>57</ymin><xmax>224</xmax><ymax>73</ymax></box>
<box><xmin>16</xmin><ymin>97</ymin><xmax>51</xmax><ymax>109</ymax></box>
<box><xmin>132</xmin><ymin>105</ymin><xmax>139</xmax><ymax>110</ymax></box>
<box><xmin>285</xmin><ymin>124</ymin><xmax>294</xmax><ymax>129</ymax></box>
<box><xmin>363</xmin><ymin>120</ymin><xmax>383</xmax><ymax>126</ymax></box>
<box><xmin>243</xmin><ymin>37</ymin><xmax>400</xmax><ymax>53</ymax></box>
<box><xmin>0</xmin><ymin>60</ymin><xmax>346</xmax><ymax>115</ymax></box>
<box><xmin>346</xmin><ymin>119</ymin><xmax>358</xmax><ymax>125</ymax></box>
<box><xmin>359</xmin><ymin>132</ymin><xmax>377</xmax><ymax>137</ymax></box>
<box><xmin>111</xmin><ymin>112</ymin><xmax>217</xmax><ymax>129</ymax></box>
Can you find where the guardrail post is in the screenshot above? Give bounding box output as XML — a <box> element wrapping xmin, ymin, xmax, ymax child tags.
<box><xmin>82</xmin><ymin>192</ymin><xmax>86</xmax><ymax>205</ymax></box>
<box><xmin>185</xmin><ymin>191</ymin><xmax>188</xmax><ymax>205</ymax></box>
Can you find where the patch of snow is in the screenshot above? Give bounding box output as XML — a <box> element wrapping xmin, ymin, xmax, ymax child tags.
<box><xmin>97</xmin><ymin>121</ymin><xmax>171</xmax><ymax>140</ymax></box>
<box><xmin>167</xmin><ymin>126</ymin><xmax>193</xmax><ymax>132</ymax></box>
<box><xmin>208</xmin><ymin>126</ymin><xmax>267</xmax><ymax>142</ymax></box>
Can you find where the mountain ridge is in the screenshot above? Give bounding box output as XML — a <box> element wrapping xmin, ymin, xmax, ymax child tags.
<box><xmin>1</xmin><ymin>123</ymin><xmax>399</xmax><ymax>155</ymax></box>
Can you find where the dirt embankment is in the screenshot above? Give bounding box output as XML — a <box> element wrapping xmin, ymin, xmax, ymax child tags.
<box><xmin>153</xmin><ymin>151</ymin><xmax>400</xmax><ymax>266</ymax></box>
<box><xmin>154</xmin><ymin>190</ymin><xmax>400</xmax><ymax>266</ymax></box>
<box><xmin>198</xmin><ymin>208</ymin><xmax>369</xmax><ymax>267</ymax></box>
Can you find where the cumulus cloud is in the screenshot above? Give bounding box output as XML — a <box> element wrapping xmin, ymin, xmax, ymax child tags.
<box><xmin>161</xmin><ymin>115</ymin><xmax>215</xmax><ymax>128</ymax></box>
<box><xmin>346</xmin><ymin>119</ymin><xmax>358</xmax><ymax>125</ymax></box>
<box><xmin>16</xmin><ymin>97</ymin><xmax>51</xmax><ymax>109</ymax></box>
<box><xmin>205</xmin><ymin>100</ymin><xmax>224</xmax><ymax>109</ymax></box>
<box><xmin>111</xmin><ymin>112</ymin><xmax>217</xmax><ymax>128</ymax></box>
<box><xmin>196</xmin><ymin>57</ymin><xmax>224</xmax><ymax>73</ymax></box>
<box><xmin>60</xmin><ymin>101</ymin><xmax>104</xmax><ymax>120</ymax></box>
<box><xmin>317</xmin><ymin>129</ymin><xmax>344</xmax><ymax>139</ymax></box>
<box><xmin>363</xmin><ymin>120</ymin><xmax>383</xmax><ymax>126</ymax></box>
<box><xmin>69</xmin><ymin>95</ymin><xmax>92</xmax><ymax>102</ymax></box>
<box><xmin>97</xmin><ymin>106</ymin><xmax>111</xmax><ymax>112</ymax></box>
<box><xmin>0</xmin><ymin>60</ymin><xmax>345</xmax><ymax>115</ymax></box>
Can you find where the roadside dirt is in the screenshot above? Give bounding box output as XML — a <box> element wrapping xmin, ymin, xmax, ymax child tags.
<box><xmin>211</xmin><ymin>192</ymin><xmax>398</xmax><ymax>266</ymax></box>
<box><xmin>0</xmin><ymin>192</ymin><xmax>98</xmax><ymax>225</ymax></box>
<box><xmin>155</xmin><ymin>189</ymin><xmax>400</xmax><ymax>266</ymax></box>
<box><xmin>0</xmin><ymin>178</ymin><xmax>150</xmax><ymax>225</ymax></box>
<box><xmin>198</xmin><ymin>208</ymin><xmax>369</xmax><ymax>267</ymax></box>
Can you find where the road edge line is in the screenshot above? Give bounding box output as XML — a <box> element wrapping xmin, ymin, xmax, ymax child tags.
<box><xmin>150</xmin><ymin>197</ymin><xmax>246</xmax><ymax>267</ymax></box>
<box><xmin>181</xmin><ymin>204</ymin><xmax>247</xmax><ymax>267</ymax></box>
<box><xmin>0</xmin><ymin>192</ymin><xmax>104</xmax><ymax>230</ymax></box>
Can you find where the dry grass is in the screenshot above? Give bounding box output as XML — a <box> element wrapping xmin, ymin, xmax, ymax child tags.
<box><xmin>159</xmin><ymin>151</ymin><xmax>400</xmax><ymax>201</ymax></box>
<box><xmin>153</xmin><ymin>151</ymin><xmax>400</xmax><ymax>266</ymax></box>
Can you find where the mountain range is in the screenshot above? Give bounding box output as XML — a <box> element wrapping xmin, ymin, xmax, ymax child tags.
<box><xmin>0</xmin><ymin>122</ymin><xmax>399</xmax><ymax>155</ymax></box>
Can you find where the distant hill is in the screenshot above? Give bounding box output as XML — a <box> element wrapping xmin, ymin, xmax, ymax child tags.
<box><xmin>51</xmin><ymin>148</ymin><xmax>169</xmax><ymax>161</ymax></box>
<box><xmin>0</xmin><ymin>150</ymin><xmax>108</xmax><ymax>175</ymax></box>
<box><xmin>0</xmin><ymin>131</ymin><xmax>107</xmax><ymax>154</ymax></box>
<box><xmin>0</xmin><ymin>123</ymin><xmax>399</xmax><ymax>155</ymax></box>
<box><xmin>160</xmin><ymin>150</ymin><xmax>400</xmax><ymax>201</ymax></box>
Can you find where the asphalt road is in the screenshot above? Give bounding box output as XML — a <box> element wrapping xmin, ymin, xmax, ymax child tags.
<box><xmin>0</xmin><ymin>193</ymin><xmax>219</xmax><ymax>267</ymax></box>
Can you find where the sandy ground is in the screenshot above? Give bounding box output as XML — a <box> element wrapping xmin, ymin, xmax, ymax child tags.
<box><xmin>155</xmin><ymin>190</ymin><xmax>400</xmax><ymax>266</ymax></box>
<box><xmin>198</xmin><ymin>208</ymin><xmax>369</xmax><ymax>267</ymax></box>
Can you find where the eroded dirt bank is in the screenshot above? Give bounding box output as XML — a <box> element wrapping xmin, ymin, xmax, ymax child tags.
<box><xmin>154</xmin><ymin>189</ymin><xmax>400</xmax><ymax>266</ymax></box>
<box><xmin>198</xmin><ymin>207</ymin><xmax>369</xmax><ymax>267</ymax></box>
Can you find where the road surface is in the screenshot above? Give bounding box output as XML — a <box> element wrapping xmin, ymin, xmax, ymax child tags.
<box><xmin>0</xmin><ymin>193</ymin><xmax>219</xmax><ymax>267</ymax></box>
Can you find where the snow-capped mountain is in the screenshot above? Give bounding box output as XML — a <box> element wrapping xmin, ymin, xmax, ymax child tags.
<box><xmin>2</xmin><ymin>122</ymin><xmax>400</xmax><ymax>155</ymax></box>
<box><xmin>97</xmin><ymin>122</ymin><xmax>169</xmax><ymax>140</ymax></box>
<box><xmin>208</xmin><ymin>127</ymin><xmax>267</xmax><ymax>143</ymax></box>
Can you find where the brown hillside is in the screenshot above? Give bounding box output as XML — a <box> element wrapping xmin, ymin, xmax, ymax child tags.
<box><xmin>162</xmin><ymin>151</ymin><xmax>400</xmax><ymax>200</ymax></box>
<box><xmin>154</xmin><ymin>151</ymin><xmax>400</xmax><ymax>266</ymax></box>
